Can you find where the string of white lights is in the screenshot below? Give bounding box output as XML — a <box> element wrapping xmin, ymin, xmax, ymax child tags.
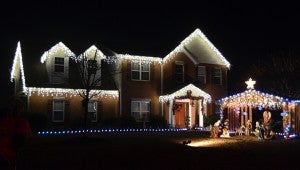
<box><xmin>40</xmin><ymin>42</ymin><xmax>75</xmax><ymax>63</ymax></box>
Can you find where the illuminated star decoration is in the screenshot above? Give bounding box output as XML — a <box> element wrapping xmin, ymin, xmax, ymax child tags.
<box><xmin>245</xmin><ymin>78</ymin><xmax>256</xmax><ymax>89</ymax></box>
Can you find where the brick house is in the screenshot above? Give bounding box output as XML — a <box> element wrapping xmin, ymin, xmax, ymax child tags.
<box><xmin>10</xmin><ymin>28</ymin><xmax>230</xmax><ymax>129</ymax></box>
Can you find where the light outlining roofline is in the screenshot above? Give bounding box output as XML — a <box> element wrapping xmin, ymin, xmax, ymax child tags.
<box><xmin>27</xmin><ymin>87</ymin><xmax>119</xmax><ymax>98</ymax></box>
<box><xmin>77</xmin><ymin>45</ymin><xmax>106</xmax><ymax>60</ymax></box>
<box><xmin>162</xmin><ymin>28</ymin><xmax>231</xmax><ymax>69</ymax></box>
<box><xmin>10</xmin><ymin>41</ymin><xmax>27</xmax><ymax>93</ymax></box>
<box><xmin>40</xmin><ymin>42</ymin><xmax>75</xmax><ymax>63</ymax></box>
<box><xmin>159</xmin><ymin>83</ymin><xmax>212</xmax><ymax>104</ymax></box>
<box><xmin>117</xmin><ymin>54</ymin><xmax>162</xmax><ymax>63</ymax></box>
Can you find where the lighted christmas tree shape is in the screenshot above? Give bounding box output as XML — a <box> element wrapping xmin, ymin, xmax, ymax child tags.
<box><xmin>245</xmin><ymin>78</ymin><xmax>256</xmax><ymax>89</ymax></box>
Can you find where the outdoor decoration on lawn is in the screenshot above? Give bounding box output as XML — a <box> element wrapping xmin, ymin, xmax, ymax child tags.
<box><xmin>220</xmin><ymin>119</ymin><xmax>230</xmax><ymax>138</ymax></box>
<box><xmin>219</xmin><ymin>78</ymin><xmax>296</xmax><ymax>138</ymax></box>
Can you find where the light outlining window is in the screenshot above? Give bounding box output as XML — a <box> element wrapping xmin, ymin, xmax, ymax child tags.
<box><xmin>131</xmin><ymin>60</ymin><xmax>150</xmax><ymax>81</ymax></box>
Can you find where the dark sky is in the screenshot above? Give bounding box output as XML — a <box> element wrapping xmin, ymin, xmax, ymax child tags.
<box><xmin>1</xmin><ymin>1</ymin><xmax>300</xmax><ymax>106</ymax></box>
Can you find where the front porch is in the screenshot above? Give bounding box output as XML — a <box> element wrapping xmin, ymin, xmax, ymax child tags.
<box><xmin>159</xmin><ymin>84</ymin><xmax>211</xmax><ymax>129</ymax></box>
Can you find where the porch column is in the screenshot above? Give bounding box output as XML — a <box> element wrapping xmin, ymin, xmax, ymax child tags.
<box><xmin>249</xmin><ymin>105</ymin><xmax>252</xmax><ymax>124</ymax></box>
<box><xmin>169</xmin><ymin>100</ymin><xmax>174</xmax><ymax>128</ymax></box>
<box><xmin>189</xmin><ymin>101</ymin><xmax>192</xmax><ymax>128</ymax></box>
<box><xmin>198</xmin><ymin>99</ymin><xmax>203</xmax><ymax>127</ymax></box>
<box><xmin>241</xmin><ymin>107</ymin><xmax>244</xmax><ymax>126</ymax></box>
<box><xmin>244</xmin><ymin>106</ymin><xmax>248</xmax><ymax>123</ymax></box>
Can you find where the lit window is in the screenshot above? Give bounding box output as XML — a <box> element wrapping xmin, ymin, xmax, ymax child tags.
<box><xmin>131</xmin><ymin>100</ymin><xmax>150</xmax><ymax>122</ymax></box>
<box><xmin>53</xmin><ymin>99</ymin><xmax>64</xmax><ymax>122</ymax></box>
<box><xmin>88</xmin><ymin>100</ymin><xmax>97</xmax><ymax>122</ymax></box>
<box><xmin>131</xmin><ymin>61</ymin><xmax>150</xmax><ymax>81</ymax></box>
<box><xmin>54</xmin><ymin>57</ymin><xmax>64</xmax><ymax>73</ymax></box>
<box><xmin>213</xmin><ymin>67</ymin><xmax>222</xmax><ymax>85</ymax></box>
<box><xmin>197</xmin><ymin>66</ymin><xmax>206</xmax><ymax>84</ymax></box>
<box><xmin>175</xmin><ymin>61</ymin><xmax>184</xmax><ymax>83</ymax></box>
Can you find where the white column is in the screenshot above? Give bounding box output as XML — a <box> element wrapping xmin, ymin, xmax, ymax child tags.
<box><xmin>199</xmin><ymin>99</ymin><xmax>203</xmax><ymax>127</ymax></box>
<box><xmin>169</xmin><ymin>100</ymin><xmax>174</xmax><ymax>128</ymax></box>
<box><xmin>189</xmin><ymin>101</ymin><xmax>192</xmax><ymax>128</ymax></box>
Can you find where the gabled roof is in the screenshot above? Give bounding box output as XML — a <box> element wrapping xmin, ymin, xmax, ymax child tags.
<box><xmin>78</xmin><ymin>45</ymin><xmax>106</xmax><ymax>60</ymax></box>
<box><xmin>11</xmin><ymin>41</ymin><xmax>118</xmax><ymax>92</ymax></box>
<box><xmin>219</xmin><ymin>89</ymin><xmax>286</xmax><ymax>109</ymax></box>
<box><xmin>163</xmin><ymin>28</ymin><xmax>230</xmax><ymax>68</ymax></box>
<box><xmin>40</xmin><ymin>42</ymin><xmax>75</xmax><ymax>63</ymax></box>
<box><xmin>159</xmin><ymin>84</ymin><xmax>212</xmax><ymax>104</ymax></box>
<box><xmin>10</xmin><ymin>41</ymin><xmax>26</xmax><ymax>93</ymax></box>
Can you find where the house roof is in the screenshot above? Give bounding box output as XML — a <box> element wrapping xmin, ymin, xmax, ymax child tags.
<box><xmin>162</xmin><ymin>28</ymin><xmax>230</xmax><ymax>68</ymax></box>
<box><xmin>159</xmin><ymin>83</ymin><xmax>212</xmax><ymax>104</ymax></box>
<box><xmin>10</xmin><ymin>41</ymin><xmax>118</xmax><ymax>93</ymax></box>
<box><xmin>219</xmin><ymin>89</ymin><xmax>286</xmax><ymax>110</ymax></box>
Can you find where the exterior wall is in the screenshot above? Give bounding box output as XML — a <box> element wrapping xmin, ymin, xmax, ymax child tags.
<box><xmin>27</xmin><ymin>93</ymin><xmax>119</xmax><ymax>129</ymax></box>
<box><xmin>163</xmin><ymin>52</ymin><xmax>228</xmax><ymax>116</ymax></box>
<box><xmin>121</xmin><ymin>60</ymin><xmax>161</xmax><ymax>116</ymax></box>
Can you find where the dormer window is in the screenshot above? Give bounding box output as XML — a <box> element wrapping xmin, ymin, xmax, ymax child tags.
<box><xmin>88</xmin><ymin>59</ymin><xmax>98</xmax><ymax>75</ymax></box>
<box><xmin>54</xmin><ymin>57</ymin><xmax>64</xmax><ymax>73</ymax></box>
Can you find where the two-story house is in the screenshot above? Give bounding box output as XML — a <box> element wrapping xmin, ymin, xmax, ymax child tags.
<box><xmin>10</xmin><ymin>28</ymin><xmax>230</xmax><ymax>130</ymax></box>
<box><xmin>10</xmin><ymin>42</ymin><xmax>119</xmax><ymax>129</ymax></box>
<box><xmin>113</xmin><ymin>28</ymin><xmax>230</xmax><ymax>128</ymax></box>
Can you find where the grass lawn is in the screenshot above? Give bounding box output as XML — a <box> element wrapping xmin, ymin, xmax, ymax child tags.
<box><xmin>17</xmin><ymin>131</ymin><xmax>300</xmax><ymax>170</ymax></box>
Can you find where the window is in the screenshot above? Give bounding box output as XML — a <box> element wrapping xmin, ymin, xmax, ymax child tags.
<box><xmin>213</xmin><ymin>67</ymin><xmax>222</xmax><ymax>85</ymax></box>
<box><xmin>88</xmin><ymin>100</ymin><xmax>97</xmax><ymax>122</ymax></box>
<box><xmin>131</xmin><ymin>61</ymin><xmax>150</xmax><ymax>81</ymax></box>
<box><xmin>197</xmin><ymin>66</ymin><xmax>206</xmax><ymax>84</ymax></box>
<box><xmin>53</xmin><ymin>99</ymin><xmax>64</xmax><ymax>122</ymax></box>
<box><xmin>131</xmin><ymin>100</ymin><xmax>150</xmax><ymax>122</ymax></box>
<box><xmin>88</xmin><ymin>59</ymin><xmax>98</xmax><ymax>75</ymax></box>
<box><xmin>54</xmin><ymin>57</ymin><xmax>64</xmax><ymax>73</ymax></box>
<box><xmin>175</xmin><ymin>61</ymin><xmax>184</xmax><ymax>83</ymax></box>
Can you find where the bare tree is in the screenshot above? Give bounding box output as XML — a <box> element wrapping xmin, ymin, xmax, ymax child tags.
<box><xmin>248</xmin><ymin>51</ymin><xmax>300</xmax><ymax>99</ymax></box>
<box><xmin>73</xmin><ymin>50</ymin><xmax>117</xmax><ymax>130</ymax></box>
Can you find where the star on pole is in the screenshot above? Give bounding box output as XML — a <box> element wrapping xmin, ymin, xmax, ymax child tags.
<box><xmin>245</xmin><ymin>78</ymin><xmax>256</xmax><ymax>89</ymax></box>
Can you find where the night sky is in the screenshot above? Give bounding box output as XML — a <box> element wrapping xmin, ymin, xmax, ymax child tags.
<box><xmin>1</xmin><ymin>1</ymin><xmax>299</xmax><ymax>106</ymax></box>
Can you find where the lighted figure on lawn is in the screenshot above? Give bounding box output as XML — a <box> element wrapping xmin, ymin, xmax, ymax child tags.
<box><xmin>220</xmin><ymin>119</ymin><xmax>230</xmax><ymax>138</ymax></box>
<box><xmin>245</xmin><ymin>119</ymin><xmax>252</xmax><ymax>136</ymax></box>
<box><xmin>262</xmin><ymin>110</ymin><xmax>274</xmax><ymax>139</ymax></box>
<box><xmin>255</xmin><ymin>121</ymin><xmax>265</xmax><ymax>141</ymax></box>
<box><xmin>211</xmin><ymin>120</ymin><xmax>221</xmax><ymax>138</ymax></box>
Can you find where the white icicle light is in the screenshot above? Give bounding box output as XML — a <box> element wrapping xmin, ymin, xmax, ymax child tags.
<box><xmin>162</xmin><ymin>28</ymin><xmax>231</xmax><ymax>68</ymax></box>
<box><xmin>159</xmin><ymin>84</ymin><xmax>211</xmax><ymax>104</ymax></box>
<box><xmin>40</xmin><ymin>42</ymin><xmax>75</xmax><ymax>63</ymax></box>
<box><xmin>77</xmin><ymin>45</ymin><xmax>106</xmax><ymax>60</ymax></box>
<box><xmin>118</xmin><ymin>54</ymin><xmax>162</xmax><ymax>64</ymax></box>
<box><xmin>27</xmin><ymin>87</ymin><xmax>119</xmax><ymax>99</ymax></box>
<box><xmin>10</xmin><ymin>41</ymin><xmax>27</xmax><ymax>93</ymax></box>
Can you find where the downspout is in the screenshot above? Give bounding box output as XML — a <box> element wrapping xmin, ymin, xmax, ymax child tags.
<box><xmin>161</xmin><ymin>62</ymin><xmax>164</xmax><ymax>117</ymax></box>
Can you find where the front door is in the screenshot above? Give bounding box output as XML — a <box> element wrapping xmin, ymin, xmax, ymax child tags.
<box><xmin>174</xmin><ymin>102</ymin><xmax>189</xmax><ymax>128</ymax></box>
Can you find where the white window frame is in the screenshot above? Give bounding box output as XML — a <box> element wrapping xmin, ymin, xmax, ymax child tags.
<box><xmin>54</xmin><ymin>57</ymin><xmax>65</xmax><ymax>73</ymax></box>
<box><xmin>175</xmin><ymin>61</ymin><xmax>184</xmax><ymax>83</ymax></box>
<box><xmin>197</xmin><ymin>66</ymin><xmax>206</xmax><ymax>84</ymax></box>
<box><xmin>131</xmin><ymin>99</ymin><xmax>150</xmax><ymax>122</ymax></box>
<box><xmin>52</xmin><ymin>98</ymin><xmax>65</xmax><ymax>122</ymax></box>
<box><xmin>131</xmin><ymin>60</ymin><xmax>150</xmax><ymax>81</ymax></box>
<box><xmin>213</xmin><ymin>67</ymin><xmax>222</xmax><ymax>85</ymax></box>
<box><xmin>88</xmin><ymin>100</ymin><xmax>98</xmax><ymax>122</ymax></box>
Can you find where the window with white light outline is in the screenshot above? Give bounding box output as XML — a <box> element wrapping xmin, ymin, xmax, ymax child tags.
<box><xmin>131</xmin><ymin>61</ymin><xmax>150</xmax><ymax>81</ymax></box>
<box><xmin>131</xmin><ymin>100</ymin><xmax>150</xmax><ymax>122</ymax></box>
<box><xmin>88</xmin><ymin>100</ymin><xmax>98</xmax><ymax>122</ymax></box>
<box><xmin>175</xmin><ymin>61</ymin><xmax>184</xmax><ymax>83</ymax></box>
<box><xmin>54</xmin><ymin>57</ymin><xmax>64</xmax><ymax>73</ymax></box>
<box><xmin>52</xmin><ymin>99</ymin><xmax>65</xmax><ymax>122</ymax></box>
<box><xmin>213</xmin><ymin>67</ymin><xmax>222</xmax><ymax>85</ymax></box>
<box><xmin>197</xmin><ymin>66</ymin><xmax>206</xmax><ymax>84</ymax></box>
